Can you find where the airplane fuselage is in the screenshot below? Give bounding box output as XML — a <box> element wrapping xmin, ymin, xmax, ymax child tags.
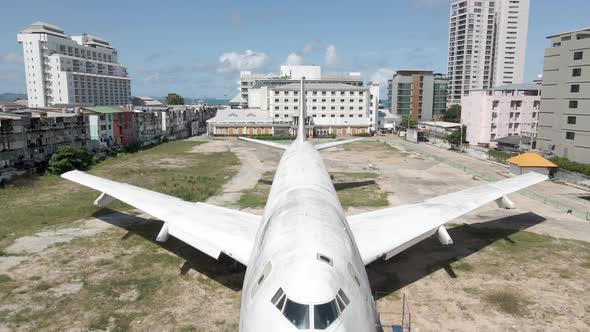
<box><xmin>239</xmin><ymin>141</ymin><xmax>377</xmax><ymax>331</ymax></box>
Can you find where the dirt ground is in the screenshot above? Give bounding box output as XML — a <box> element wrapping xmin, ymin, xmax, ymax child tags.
<box><xmin>1</xmin><ymin>137</ymin><xmax>589</xmax><ymax>331</ymax></box>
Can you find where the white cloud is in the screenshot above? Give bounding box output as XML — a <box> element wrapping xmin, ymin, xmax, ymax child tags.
<box><xmin>324</xmin><ymin>45</ymin><xmax>337</xmax><ymax>65</ymax></box>
<box><xmin>0</xmin><ymin>52</ymin><xmax>23</xmax><ymax>64</ymax></box>
<box><xmin>302</xmin><ymin>43</ymin><xmax>314</xmax><ymax>55</ymax></box>
<box><xmin>217</xmin><ymin>49</ymin><xmax>270</xmax><ymax>73</ymax></box>
<box><xmin>285</xmin><ymin>53</ymin><xmax>303</xmax><ymax>65</ymax></box>
<box><xmin>370</xmin><ymin>68</ymin><xmax>396</xmax><ymax>86</ymax></box>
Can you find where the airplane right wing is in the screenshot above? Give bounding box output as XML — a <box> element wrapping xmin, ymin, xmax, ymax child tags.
<box><xmin>348</xmin><ymin>172</ymin><xmax>547</xmax><ymax>265</ymax></box>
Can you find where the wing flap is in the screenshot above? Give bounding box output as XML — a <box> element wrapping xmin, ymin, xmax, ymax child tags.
<box><xmin>349</xmin><ymin>172</ymin><xmax>547</xmax><ymax>265</ymax></box>
<box><xmin>62</xmin><ymin>170</ymin><xmax>260</xmax><ymax>265</ymax></box>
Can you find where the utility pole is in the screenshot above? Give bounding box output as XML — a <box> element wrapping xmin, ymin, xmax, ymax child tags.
<box><xmin>459</xmin><ymin>116</ymin><xmax>463</xmax><ymax>152</ymax></box>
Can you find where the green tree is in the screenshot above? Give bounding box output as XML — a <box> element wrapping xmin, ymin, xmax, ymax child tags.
<box><xmin>444</xmin><ymin>104</ymin><xmax>461</xmax><ymax>123</ymax></box>
<box><xmin>400</xmin><ymin>116</ymin><xmax>418</xmax><ymax>128</ymax></box>
<box><xmin>164</xmin><ymin>93</ymin><xmax>185</xmax><ymax>105</ymax></box>
<box><xmin>446</xmin><ymin>126</ymin><xmax>467</xmax><ymax>146</ymax></box>
<box><xmin>46</xmin><ymin>146</ymin><xmax>94</xmax><ymax>175</ymax></box>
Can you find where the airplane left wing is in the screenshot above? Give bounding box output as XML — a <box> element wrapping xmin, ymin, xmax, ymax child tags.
<box><xmin>62</xmin><ymin>170</ymin><xmax>260</xmax><ymax>265</ymax></box>
<box><xmin>348</xmin><ymin>172</ymin><xmax>547</xmax><ymax>265</ymax></box>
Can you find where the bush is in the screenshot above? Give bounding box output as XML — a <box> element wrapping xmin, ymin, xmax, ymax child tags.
<box><xmin>549</xmin><ymin>156</ymin><xmax>590</xmax><ymax>176</ymax></box>
<box><xmin>488</xmin><ymin>149</ymin><xmax>517</xmax><ymax>162</ymax></box>
<box><xmin>445</xmin><ymin>126</ymin><xmax>467</xmax><ymax>145</ymax></box>
<box><xmin>46</xmin><ymin>146</ymin><xmax>94</xmax><ymax>175</ymax></box>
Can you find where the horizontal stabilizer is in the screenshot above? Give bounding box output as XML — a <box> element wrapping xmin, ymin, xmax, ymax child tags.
<box><xmin>238</xmin><ymin>137</ymin><xmax>289</xmax><ymax>150</ymax></box>
<box><xmin>314</xmin><ymin>138</ymin><xmax>363</xmax><ymax>151</ymax></box>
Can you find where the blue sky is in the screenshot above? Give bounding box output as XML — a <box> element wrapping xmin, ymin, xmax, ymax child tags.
<box><xmin>1</xmin><ymin>0</ymin><xmax>589</xmax><ymax>99</ymax></box>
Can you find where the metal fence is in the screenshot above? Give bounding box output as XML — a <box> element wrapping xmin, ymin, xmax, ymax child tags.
<box><xmin>396</xmin><ymin>141</ymin><xmax>590</xmax><ymax>221</ymax></box>
<box><xmin>376</xmin><ymin>293</ymin><xmax>412</xmax><ymax>332</ymax></box>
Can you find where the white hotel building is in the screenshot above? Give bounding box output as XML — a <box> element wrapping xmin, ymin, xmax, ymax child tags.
<box><xmin>244</xmin><ymin>65</ymin><xmax>380</xmax><ymax>134</ymax></box>
<box><xmin>17</xmin><ymin>22</ymin><xmax>130</xmax><ymax>107</ymax></box>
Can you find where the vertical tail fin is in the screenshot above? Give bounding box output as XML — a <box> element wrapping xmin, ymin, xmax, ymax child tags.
<box><xmin>297</xmin><ymin>78</ymin><xmax>306</xmax><ymax>142</ymax></box>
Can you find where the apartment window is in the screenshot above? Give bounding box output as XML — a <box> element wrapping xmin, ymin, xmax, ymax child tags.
<box><xmin>312</xmin><ymin>106</ymin><xmax>317</xmax><ymax>110</ymax></box>
<box><xmin>571</xmin><ymin>84</ymin><xmax>580</xmax><ymax>93</ymax></box>
<box><xmin>569</xmin><ymin>100</ymin><xmax>578</xmax><ymax>108</ymax></box>
<box><xmin>572</xmin><ymin>68</ymin><xmax>582</xmax><ymax>77</ymax></box>
<box><xmin>574</xmin><ymin>51</ymin><xmax>584</xmax><ymax>60</ymax></box>
<box><xmin>567</xmin><ymin>116</ymin><xmax>577</xmax><ymax>124</ymax></box>
<box><xmin>312</xmin><ymin>91</ymin><xmax>317</xmax><ymax>96</ymax></box>
<box><xmin>275</xmin><ymin>99</ymin><xmax>279</xmax><ymax>102</ymax></box>
<box><xmin>566</xmin><ymin>132</ymin><xmax>575</xmax><ymax>140</ymax></box>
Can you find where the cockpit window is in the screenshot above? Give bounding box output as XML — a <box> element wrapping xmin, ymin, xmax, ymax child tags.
<box><xmin>283</xmin><ymin>298</ymin><xmax>310</xmax><ymax>329</ymax></box>
<box><xmin>270</xmin><ymin>288</ymin><xmax>349</xmax><ymax>330</ymax></box>
<box><xmin>313</xmin><ymin>299</ymin><xmax>340</xmax><ymax>329</ymax></box>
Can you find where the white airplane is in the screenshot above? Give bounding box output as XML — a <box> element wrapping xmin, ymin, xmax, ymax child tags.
<box><xmin>62</xmin><ymin>79</ymin><xmax>546</xmax><ymax>331</ymax></box>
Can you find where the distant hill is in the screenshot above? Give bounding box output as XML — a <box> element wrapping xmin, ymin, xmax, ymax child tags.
<box><xmin>0</xmin><ymin>93</ymin><xmax>27</xmax><ymax>101</ymax></box>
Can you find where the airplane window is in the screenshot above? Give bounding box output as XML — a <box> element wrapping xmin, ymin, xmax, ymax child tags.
<box><xmin>338</xmin><ymin>289</ymin><xmax>350</xmax><ymax>306</ymax></box>
<box><xmin>271</xmin><ymin>288</ymin><xmax>284</xmax><ymax>305</ymax></box>
<box><xmin>317</xmin><ymin>253</ymin><xmax>333</xmax><ymax>266</ymax></box>
<box><xmin>336</xmin><ymin>295</ymin><xmax>346</xmax><ymax>312</ymax></box>
<box><xmin>314</xmin><ymin>299</ymin><xmax>340</xmax><ymax>329</ymax></box>
<box><xmin>276</xmin><ymin>294</ymin><xmax>286</xmax><ymax>311</ymax></box>
<box><xmin>283</xmin><ymin>298</ymin><xmax>310</xmax><ymax>329</ymax></box>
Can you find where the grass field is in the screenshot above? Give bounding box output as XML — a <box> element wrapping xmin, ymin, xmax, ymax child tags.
<box><xmin>238</xmin><ymin>171</ymin><xmax>388</xmax><ymax>209</ymax></box>
<box><xmin>0</xmin><ymin>141</ymin><xmax>239</xmax><ymax>248</ymax></box>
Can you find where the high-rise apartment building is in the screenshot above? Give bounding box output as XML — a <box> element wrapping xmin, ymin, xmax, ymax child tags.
<box><xmin>447</xmin><ymin>0</ymin><xmax>529</xmax><ymax>105</ymax></box>
<box><xmin>493</xmin><ymin>0</ymin><xmax>530</xmax><ymax>86</ymax></box>
<box><xmin>387</xmin><ymin>70</ymin><xmax>448</xmax><ymax>121</ymax></box>
<box><xmin>17</xmin><ymin>22</ymin><xmax>131</xmax><ymax>108</ymax></box>
<box><xmin>537</xmin><ymin>28</ymin><xmax>590</xmax><ymax>164</ymax></box>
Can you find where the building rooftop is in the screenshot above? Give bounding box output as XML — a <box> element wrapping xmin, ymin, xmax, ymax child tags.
<box><xmin>20</xmin><ymin>21</ymin><xmax>67</xmax><ymax>38</ymax></box>
<box><xmin>492</xmin><ymin>135</ymin><xmax>529</xmax><ymax>146</ymax></box>
<box><xmin>132</xmin><ymin>96</ymin><xmax>165</xmax><ymax>107</ymax></box>
<box><xmin>506</xmin><ymin>152</ymin><xmax>558</xmax><ymax>168</ymax></box>
<box><xmin>494</xmin><ymin>83</ymin><xmax>542</xmax><ymax>91</ymax></box>
<box><xmin>272</xmin><ymin>83</ymin><xmax>368</xmax><ymax>91</ymax></box>
<box><xmin>420</xmin><ymin>121</ymin><xmax>462</xmax><ymax>128</ymax></box>
<box><xmin>547</xmin><ymin>27</ymin><xmax>590</xmax><ymax>38</ymax></box>
<box><xmin>83</xmin><ymin>106</ymin><xmax>127</xmax><ymax>114</ymax></box>
<box><xmin>207</xmin><ymin>108</ymin><xmax>273</xmax><ymax>124</ymax></box>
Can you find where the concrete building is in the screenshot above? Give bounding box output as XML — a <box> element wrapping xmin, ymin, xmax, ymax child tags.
<box><xmin>82</xmin><ymin>106</ymin><xmax>135</xmax><ymax>151</ymax></box>
<box><xmin>17</xmin><ymin>22</ymin><xmax>131</xmax><ymax>107</ymax></box>
<box><xmin>0</xmin><ymin>109</ymin><xmax>90</xmax><ymax>181</ymax></box>
<box><xmin>248</xmin><ymin>82</ymin><xmax>378</xmax><ymax>136</ymax></box>
<box><xmin>239</xmin><ymin>65</ymin><xmax>363</xmax><ymax>107</ymax></box>
<box><xmin>206</xmin><ymin>108</ymin><xmax>281</xmax><ymax>136</ymax></box>
<box><xmin>462</xmin><ymin>83</ymin><xmax>540</xmax><ymax>148</ymax></box>
<box><xmin>387</xmin><ymin>70</ymin><xmax>448</xmax><ymax>121</ymax></box>
<box><xmin>506</xmin><ymin>152</ymin><xmax>558</xmax><ymax>176</ymax></box>
<box><xmin>537</xmin><ymin>27</ymin><xmax>590</xmax><ymax>164</ymax></box>
<box><xmin>447</xmin><ymin>0</ymin><xmax>530</xmax><ymax>105</ymax></box>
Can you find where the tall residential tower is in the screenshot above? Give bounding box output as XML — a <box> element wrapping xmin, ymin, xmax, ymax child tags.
<box><xmin>447</xmin><ymin>0</ymin><xmax>529</xmax><ymax>105</ymax></box>
<box><xmin>17</xmin><ymin>22</ymin><xmax>130</xmax><ymax>107</ymax></box>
